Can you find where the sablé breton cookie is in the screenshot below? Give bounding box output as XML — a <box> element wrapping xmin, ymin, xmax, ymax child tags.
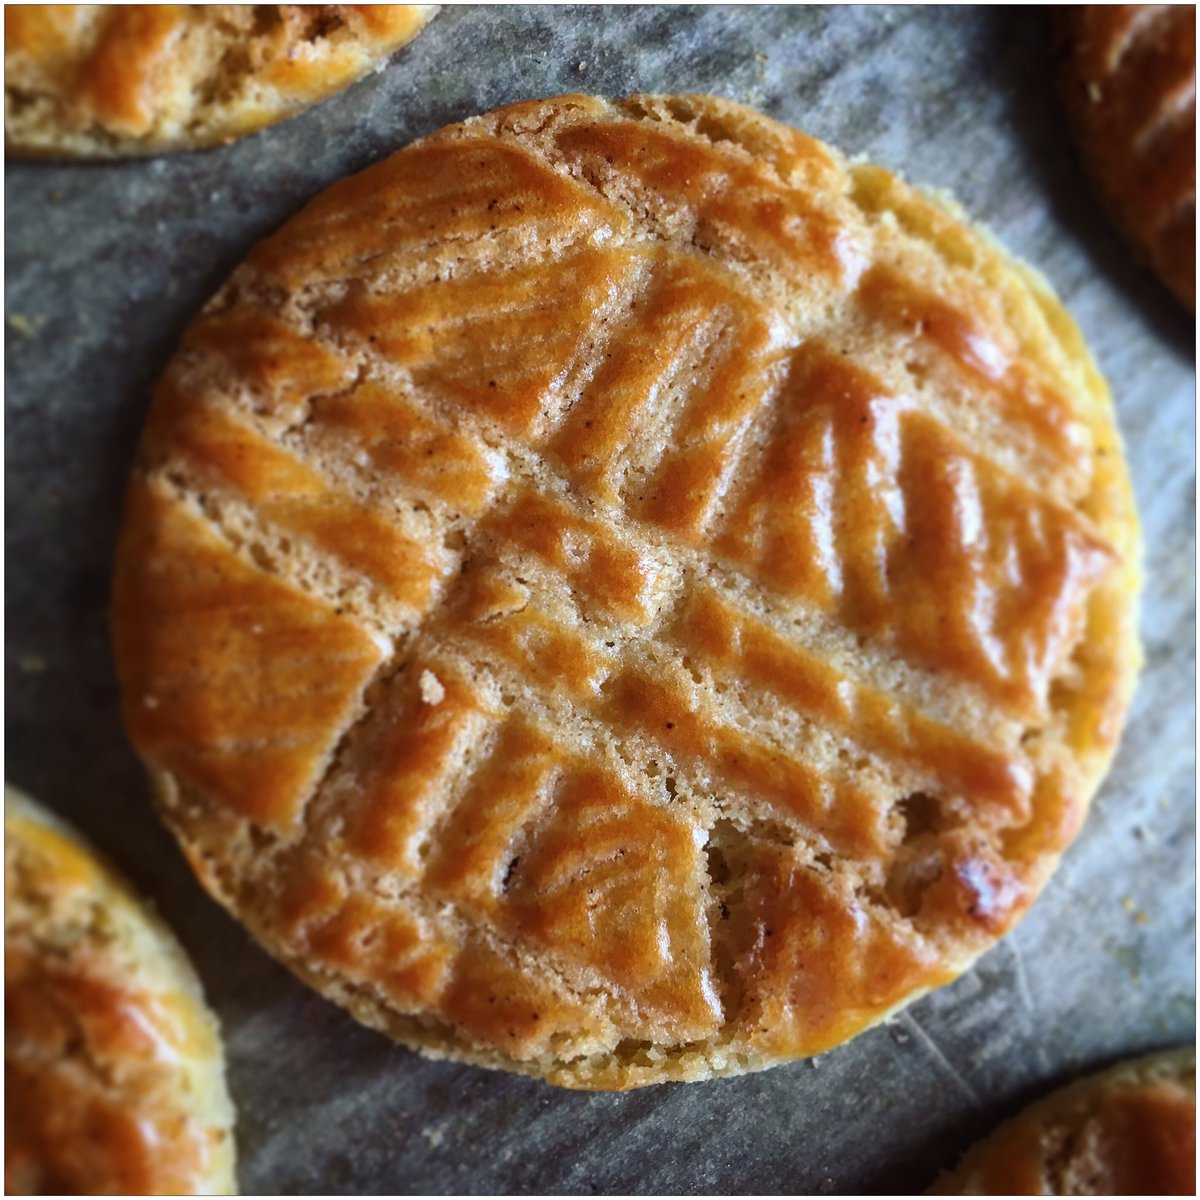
<box><xmin>4</xmin><ymin>4</ymin><xmax>436</xmax><ymax>157</ymax></box>
<box><xmin>1056</xmin><ymin>5</ymin><xmax>1196</xmax><ymax>310</ymax></box>
<box><xmin>933</xmin><ymin>1047</ymin><xmax>1196</xmax><ymax>1194</ymax></box>
<box><xmin>111</xmin><ymin>94</ymin><xmax>1141</xmax><ymax>1090</ymax></box>
<box><xmin>5</xmin><ymin>788</ymin><xmax>236</xmax><ymax>1194</ymax></box>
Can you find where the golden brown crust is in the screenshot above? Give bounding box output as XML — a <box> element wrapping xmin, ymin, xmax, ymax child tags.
<box><xmin>111</xmin><ymin>94</ymin><xmax>1142</xmax><ymax>1090</ymax></box>
<box><xmin>1057</xmin><ymin>5</ymin><xmax>1197</xmax><ymax>310</ymax></box>
<box><xmin>933</xmin><ymin>1047</ymin><xmax>1196</xmax><ymax>1194</ymax></box>
<box><xmin>5</xmin><ymin>789</ymin><xmax>236</xmax><ymax>1195</ymax></box>
<box><xmin>4</xmin><ymin>4</ymin><xmax>436</xmax><ymax>157</ymax></box>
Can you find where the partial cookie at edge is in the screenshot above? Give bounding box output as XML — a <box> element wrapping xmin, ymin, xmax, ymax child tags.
<box><xmin>932</xmin><ymin>1047</ymin><xmax>1196</xmax><ymax>1194</ymax></box>
<box><xmin>5</xmin><ymin>786</ymin><xmax>237</xmax><ymax>1194</ymax></box>
<box><xmin>5</xmin><ymin>4</ymin><xmax>437</xmax><ymax>157</ymax></box>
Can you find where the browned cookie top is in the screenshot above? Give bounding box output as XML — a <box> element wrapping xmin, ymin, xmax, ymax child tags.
<box><xmin>112</xmin><ymin>94</ymin><xmax>1141</xmax><ymax>1090</ymax></box>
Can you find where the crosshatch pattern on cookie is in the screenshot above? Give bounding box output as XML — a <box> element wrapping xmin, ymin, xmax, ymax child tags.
<box><xmin>113</xmin><ymin>94</ymin><xmax>1141</xmax><ymax>1089</ymax></box>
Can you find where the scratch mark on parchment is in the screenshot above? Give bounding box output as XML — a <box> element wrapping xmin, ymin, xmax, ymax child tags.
<box><xmin>1007</xmin><ymin>940</ymin><xmax>1036</xmax><ymax>1016</ymax></box>
<box><xmin>900</xmin><ymin>1012</ymin><xmax>981</xmax><ymax>1105</ymax></box>
<box><xmin>1006</xmin><ymin>941</ymin><xmax>1048</xmax><ymax>1067</ymax></box>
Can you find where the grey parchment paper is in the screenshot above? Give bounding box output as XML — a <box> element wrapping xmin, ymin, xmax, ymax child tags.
<box><xmin>5</xmin><ymin>7</ymin><xmax>1194</xmax><ymax>1194</ymax></box>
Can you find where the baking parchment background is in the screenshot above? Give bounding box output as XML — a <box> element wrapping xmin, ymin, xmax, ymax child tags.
<box><xmin>5</xmin><ymin>6</ymin><xmax>1196</xmax><ymax>1194</ymax></box>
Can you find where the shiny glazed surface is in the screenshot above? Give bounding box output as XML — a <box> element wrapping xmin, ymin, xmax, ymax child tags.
<box><xmin>111</xmin><ymin>94</ymin><xmax>1141</xmax><ymax>1089</ymax></box>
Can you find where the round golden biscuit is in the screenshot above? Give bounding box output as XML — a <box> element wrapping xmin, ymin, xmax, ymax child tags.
<box><xmin>5</xmin><ymin>787</ymin><xmax>236</xmax><ymax>1194</ymax></box>
<box><xmin>4</xmin><ymin>4</ymin><xmax>436</xmax><ymax>157</ymax></box>
<box><xmin>933</xmin><ymin>1047</ymin><xmax>1195</xmax><ymax>1194</ymax></box>
<box><xmin>1057</xmin><ymin>5</ymin><xmax>1196</xmax><ymax>310</ymax></box>
<box><xmin>111</xmin><ymin>94</ymin><xmax>1141</xmax><ymax>1090</ymax></box>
